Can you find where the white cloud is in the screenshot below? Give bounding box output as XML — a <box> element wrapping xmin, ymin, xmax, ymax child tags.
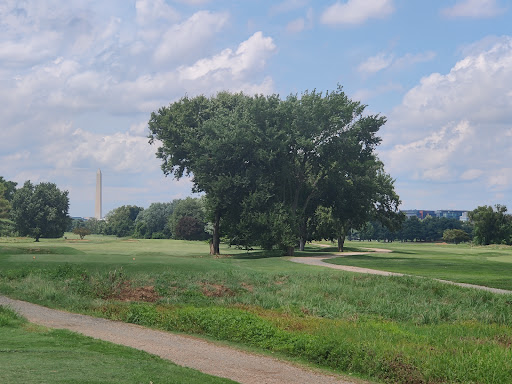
<box><xmin>358</xmin><ymin>51</ymin><xmax>436</xmax><ymax>75</ymax></box>
<box><xmin>441</xmin><ymin>0</ymin><xmax>506</xmax><ymax>18</ymax></box>
<box><xmin>153</xmin><ymin>11</ymin><xmax>229</xmax><ymax>66</ymax></box>
<box><xmin>179</xmin><ymin>32</ymin><xmax>276</xmax><ymax>81</ymax></box>
<box><xmin>321</xmin><ymin>0</ymin><xmax>394</xmax><ymax>26</ymax></box>
<box><xmin>460</xmin><ymin>169</ymin><xmax>484</xmax><ymax>180</ymax></box>
<box><xmin>386</xmin><ymin>121</ymin><xmax>473</xmax><ymax>181</ymax></box>
<box><xmin>381</xmin><ymin>36</ymin><xmax>512</xmax><ymax>200</ymax></box>
<box><xmin>286</xmin><ymin>18</ymin><xmax>305</xmax><ymax>33</ymax></box>
<box><xmin>135</xmin><ymin>0</ymin><xmax>179</xmax><ymax>26</ymax></box>
<box><xmin>389</xmin><ymin>36</ymin><xmax>512</xmax><ymax>139</ymax></box>
<box><xmin>358</xmin><ymin>53</ymin><xmax>394</xmax><ymax>74</ymax></box>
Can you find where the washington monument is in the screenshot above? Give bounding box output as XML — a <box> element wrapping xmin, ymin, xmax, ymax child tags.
<box><xmin>95</xmin><ymin>169</ymin><xmax>102</xmax><ymax>220</ymax></box>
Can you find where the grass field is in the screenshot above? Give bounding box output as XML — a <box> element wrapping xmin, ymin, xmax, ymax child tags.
<box><xmin>327</xmin><ymin>241</ymin><xmax>512</xmax><ymax>290</ymax></box>
<box><xmin>1</xmin><ymin>235</ymin><xmax>512</xmax><ymax>384</ymax></box>
<box><xmin>0</xmin><ymin>305</ymin><xmax>234</xmax><ymax>383</ymax></box>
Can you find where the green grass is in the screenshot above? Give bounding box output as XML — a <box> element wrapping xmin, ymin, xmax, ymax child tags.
<box><xmin>0</xmin><ymin>305</ymin><xmax>234</xmax><ymax>384</ymax></box>
<box><xmin>1</xmin><ymin>235</ymin><xmax>512</xmax><ymax>383</ymax></box>
<box><xmin>326</xmin><ymin>241</ymin><xmax>512</xmax><ymax>290</ymax></box>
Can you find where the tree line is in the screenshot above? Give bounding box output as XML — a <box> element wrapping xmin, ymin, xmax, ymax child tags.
<box><xmin>1</xmin><ymin>176</ymin><xmax>512</xmax><ymax>246</ymax></box>
<box><xmin>71</xmin><ymin>197</ymin><xmax>209</xmax><ymax>241</ymax></box>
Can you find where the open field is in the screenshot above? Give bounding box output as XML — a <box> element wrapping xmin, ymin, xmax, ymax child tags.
<box><xmin>1</xmin><ymin>235</ymin><xmax>512</xmax><ymax>383</ymax></box>
<box><xmin>327</xmin><ymin>241</ymin><xmax>512</xmax><ymax>290</ymax></box>
<box><xmin>0</xmin><ymin>305</ymin><xmax>233</xmax><ymax>384</ymax></box>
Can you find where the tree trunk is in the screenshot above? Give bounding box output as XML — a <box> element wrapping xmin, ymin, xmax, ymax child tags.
<box><xmin>337</xmin><ymin>234</ymin><xmax>345</xmax><ymax>252</ymax></box>
<box><xmin>286</xmin><ymin>246</ymin><xmax>295</xmax><ymax>256</ymax></box>
<box><xmin>299</xmin><ymin>237</ymin><xmax>305</xmax><ymax>251</ymax></box>
<box><xmin>210</xmin><ymin>211</ymin><xmax>220</xmax><ymax>255</ymax></box>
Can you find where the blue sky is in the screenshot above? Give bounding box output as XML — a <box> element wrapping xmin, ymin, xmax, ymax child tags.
<box><xmin>1</xmin><ymin>0</ymin><xmax>511</xmax><ymax>217</ymax></box>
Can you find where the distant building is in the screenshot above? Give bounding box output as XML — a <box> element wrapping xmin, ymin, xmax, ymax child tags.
<box><xmin>401</xmin><ymin>209</ymin><xmax>469</xmax><ymax>221</ymax></box>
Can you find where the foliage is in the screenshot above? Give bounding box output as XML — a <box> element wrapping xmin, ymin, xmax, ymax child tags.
<box><xmin>149</xmin><ymin>87</ymin><xmax>400</xmax><ymax>255</ymax></box>
<box><xmin>469</xmin><ymin>205</ymin><xmax>512</xmax><ymax>245</ymax></box>
<box><xmin>442</xmin><ymin>228</ymin><xmax>470</xmax><ymax>244</ymax></box>
<box><xmin>104</xmin><ymin>205</ymin><xmax>144</xmax><ymax>237</ymax></box>
<box><xmin>168</xmin><ymin>197</ymin><xmax>207</xmax><ymax>240</ymax></box>
<box><xmin>72</xmin><ymin>227</ymin><xmax>92</xmax><ymax>240</ymax></box>
<box><xmin>83</xmin><ymin>217</ymin><xmax>107</xmax><ymax>235</ymax></box>
<box><xmin>10</xmin><ymin>181</ymin><xmax>70</xmax><ymax>241</ymax></box>
<box><xmin>134</xmin><ymin>202</ymin><xmax>175</xmax><ymax>239</ymax></box>
<box><xmin>0</xmin><ymin>181</ymin><xmax>15</xmax><ymax>236</ymax></box>
<box><xmin>0</xmin><ymin>176</ymin><xmax>17</xmax><ymax>202</ymax></box>
<box><xmin>174</xmin><ymin>216</ymin><xmax>207</xmax><ymax>240</ymax></box>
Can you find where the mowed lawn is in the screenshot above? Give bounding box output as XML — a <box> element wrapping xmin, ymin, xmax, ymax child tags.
<box><xmin>327</xmin><ymin>241</ymin><xmax>512</xmax><ymax>290</ymax></box>
<box><xmin>1</xmin><ymin>235</ymin><xmax>512</xmax><ymax>384</ymax></box>
<box><xmin>0</xmin><ymin>306</ymin><xmax>234</xmax><ymax>384</ymax></box>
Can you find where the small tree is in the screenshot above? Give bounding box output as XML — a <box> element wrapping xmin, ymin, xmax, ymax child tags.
<box><xmin>73</xmin><ymin>227</ymin><xmax>92</xmax><ymax>240</ymax></box>
<box><xmin>442</xmin><ymin>229</ymin><xmax>470</xmax><ymax>244</ymax></box>
<box><xmin>11</xmin><ymin>181</ymin><xmax>70</xmax><ymax>242</ymax></box>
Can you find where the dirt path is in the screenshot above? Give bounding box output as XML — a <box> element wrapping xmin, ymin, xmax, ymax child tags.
<box><xmin>290</xmin><ymin>248</ymin><xmax>512</xmax><ymax>295</ymax></box>
<box><xmin>0</xmin><ymin>295</ymin><xmax>359</xmax><ymax>384</ymax></box>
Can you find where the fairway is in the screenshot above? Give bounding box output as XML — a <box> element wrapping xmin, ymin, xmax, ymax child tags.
<box><xmin>327</xmin><ymin>241</ymin><xmax>512</xmax><ymax>290</ymax></box>
<box><xmin>1</xmin><ymin>235</ymin><xmax>512</xmax><ymax>384</ymax></box>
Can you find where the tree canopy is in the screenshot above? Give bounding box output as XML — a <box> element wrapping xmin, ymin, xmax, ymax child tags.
<box><xmin>104</xmin><ymin>205</ymin><xmax>144</xmax><ymax>238</ymax></box>
<box><xmin>149</xmin><ymin>87</ymin><xmax>401</xmax><ymax>254</ymax></box>
<box><xmin>469</xmin><ymin>205</ymin><xmax>512</xmax><ymax>245</ymax></box>
<box><xmin>10</xmin><ymin>181</ymin><xmax>70</xmax><ymax>241</ymax></box>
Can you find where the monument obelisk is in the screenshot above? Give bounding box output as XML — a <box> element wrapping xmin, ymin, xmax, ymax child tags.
<box><xmin>95</xmin><ymin>169</ymin><xmax>102</xmax><ymax>220</ymax></box>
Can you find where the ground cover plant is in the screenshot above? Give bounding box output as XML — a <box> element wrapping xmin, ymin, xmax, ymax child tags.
<box><xmin>0</xmin><ymin>305</ymin><xmax>234</xmax><ymax>384</ymax></box>
<box><xmin>327</xmin><ymin>241</ymin><xmax>512</xmax><ymax>290</ymax></box>
<box><xmin>1</xmin><ymin>235</ymin><xmax>512</xmax><ymax>383</ymax></box>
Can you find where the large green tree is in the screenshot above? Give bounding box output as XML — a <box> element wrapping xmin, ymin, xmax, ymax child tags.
<box><xmin>469</xmin><ymin>205</ymin><xmax>511</xmax><ymax>245</ymax></box>
<box><xmin>10</xmin><ymin>181</ymin><xmax>70</xmax><ymax>241</ymax></box>
<box><xmin>149</xmin><ymin>87</ymin><xmax>400</xmax><ymax>255</ymax></box>
<box><xmin>149</xmin><ymin>92</ymin><xmax>282</xmax><ymax>254</ymax></box>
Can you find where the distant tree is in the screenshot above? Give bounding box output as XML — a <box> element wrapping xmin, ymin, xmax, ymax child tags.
<box><xmin>0</xmin><ymin>183</ymin><xmax>14</xmax><ymax>236</ymax></box>
<box><xmin>469</xmin><ymin>205</ymin><xmax>512</xmax><ymax>245</ymax></box>
<box><xmin>168</xmin><ymin>197</ymin><xmax>207</xmax><ymax>240</ymax></box>
<box><xmin>10</xmin><ymin>181</ymin><xmax>70</xmax><ymax>242</ymax></box>
<box><xmin>73</xmin><ymin>227</ymin><xmax>92</xmax><ymax>240</ymax></box>
<box><xmin>0</xmin><ymin>177</ymin><xmax>17</xmax><ymax>202</ymax></box>
<box><xmin>83</xmin><ymin>218</ymin><xmax>107</xmax><ymax>235</ymax></box>
<box><xmin>442</xmin><ymin>229</ymin><xmax>470</xmax><ymax>244</ymax></box>
<box><xmin>0</xmin><ymin>183</ymin><xmax>10</xmax><ymax>220</ymax></box>
<box><xmin>174</xmin><ymin>216</ymin><xmax>207</xmax><ymax>240</ymax></box>
<box><xmin>104</xmin><ymin>205</ymin><xmax>144</xmax><ymax>237</ymax></box>
<box><xmin>134</xmin><ymin>202</ymin><xmax>176</xmax><ymax>239</ymax></box>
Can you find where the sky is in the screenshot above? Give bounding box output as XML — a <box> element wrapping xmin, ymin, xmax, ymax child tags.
<box><xmin>1</xmin><ymin>0</ymin><xmax>511</xmax><ymax>217</ymax></box>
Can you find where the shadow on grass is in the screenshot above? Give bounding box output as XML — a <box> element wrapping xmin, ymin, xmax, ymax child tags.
<box><xmin>232</xmin><ymin>250</ymin><xmax>283</xmax><ymax>260</ymax></box>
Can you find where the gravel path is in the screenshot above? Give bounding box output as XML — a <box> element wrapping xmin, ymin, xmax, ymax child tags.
<box><xmin>289</xmin><ymin>248</ymin><xmax>512</xmax><ymax>295</ymax></box>
<box><xmin>0</xmin><ymin>295</ymin><xmax>358</xmax><ymax>384</ymax></box>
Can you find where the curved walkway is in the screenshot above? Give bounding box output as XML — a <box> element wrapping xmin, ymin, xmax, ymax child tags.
<box><xmin>289</xmin><ymin>248</ymin><xmax>512</xmax><ymax>295</ymax></box>
<box><xmin>0</xmin><ymin>295</ymin><xmax>359</xmax><ymax>384</ymax></box>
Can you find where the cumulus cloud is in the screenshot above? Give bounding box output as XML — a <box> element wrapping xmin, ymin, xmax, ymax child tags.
<box><xmin>321</xmin><ymin>0</ymin><xmax>394</xmax><ymax>26</ymax></box>
<box><xmin>0</xmin><ymin>1</ymin><xmax>278</xmax><ymax>215</ymax></box>
<box><xmin>381</xmin><ymin>36</ymin><xmax>512</xmax><ymax>203</ymax></box>
<box><xmin>441</xmin><ymin>0</ymin><xmax>506</xmax><ymax>18</ymax></box>
<box><xmin>153</xmin><ymin>11</ymin><xmax>229</xmax><ymax>66</ymax></box>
